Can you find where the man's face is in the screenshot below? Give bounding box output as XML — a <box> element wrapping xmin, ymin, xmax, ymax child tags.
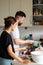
<box><xmin>18</xmin><ymin>16</ymin><xmax>25</xmax><ymax>26</ymax></box>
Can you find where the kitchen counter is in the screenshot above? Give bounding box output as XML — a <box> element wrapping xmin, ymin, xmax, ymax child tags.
<box><xmin>12</xmin><ymin>60</ymin><xmax>43</xmax><ymax>65</ymax></box>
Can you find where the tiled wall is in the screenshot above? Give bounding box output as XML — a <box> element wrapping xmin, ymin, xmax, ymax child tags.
<box><xmin>19</xmin><ymin>26</ymin><xmax>43</xmax><ymax>40</ymax></box>
<box><xmin>0</xmin><ymin>26</ymin><xmax>43</xmax><ymax>40</ymax></box>
<box><xmin>0</xmin><ymin>26</ymin><xmax>4</xmax><ymax>35</ymax></box>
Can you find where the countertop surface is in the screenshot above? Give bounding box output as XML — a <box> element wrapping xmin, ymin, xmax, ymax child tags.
<box><xmin>12</xmin><ymin>60</ymin><xmax>43</xmax><ymax>65</ymax></box>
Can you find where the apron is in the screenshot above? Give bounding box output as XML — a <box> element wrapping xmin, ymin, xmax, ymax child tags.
<box><xmin>0</xmin><ymin>58</ymin><xmax>12</xmax><ymax>65</ymax></box>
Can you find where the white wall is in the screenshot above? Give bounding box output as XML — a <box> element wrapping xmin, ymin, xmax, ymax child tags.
<box><xmin>0</xmin><ymin>0</ymin><xmax>10</xmax><ymax>26</ymax></box>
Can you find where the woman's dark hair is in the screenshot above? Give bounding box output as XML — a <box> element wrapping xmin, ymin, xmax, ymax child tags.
<box><xmin>4</xmin><ymin>16</ymin><xmax>16</xmax><ymax>29</ymax></box>
<box><xmin>15</xmin><ymin>11</ymin><xmax>26</xmax><ymax>18</ymax></box>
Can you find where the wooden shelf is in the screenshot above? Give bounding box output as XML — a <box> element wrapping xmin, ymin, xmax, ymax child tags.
<box><xmin>33</xmin><ymin>4</ymin><xmax>43</xmax><ymax>6</ymax></box>
<box><xmin>33</xmin><ymin>0</ymin><xmax>43</xmax><ymax>25</ymax></box>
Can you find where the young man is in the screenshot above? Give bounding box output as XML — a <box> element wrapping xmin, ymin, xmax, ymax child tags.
<box><xmin>11</xmin><ymin>11</ymin><xmax>34</xmax><ymax>56</ymax></box>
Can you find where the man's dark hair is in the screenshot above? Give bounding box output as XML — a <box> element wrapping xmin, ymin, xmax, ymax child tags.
<box><xmin>15</xmin><ymin>11</ymin><xmax>26</xmax><ymax>18</ymax></box>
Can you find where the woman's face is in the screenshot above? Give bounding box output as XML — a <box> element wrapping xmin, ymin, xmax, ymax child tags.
<box><xmin>11</xmin><ymin>22</ymin><xmax>17</xmax><ymax>31</ymax></box>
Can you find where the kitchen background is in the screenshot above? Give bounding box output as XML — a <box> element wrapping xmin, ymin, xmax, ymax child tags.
<box><xmin>0</xmin><ymin>0</ymin><xmax>43</xmax><ymax>42</ymax></box>
<box><xmin>0</xmin><ymin>0</ymin><xmax>43</xmax><ymax>64</ymax></box>
<box><xmin>0</xmin><ymin>26</ymin><xmax>43</xmax><ymax>41</ymax></box>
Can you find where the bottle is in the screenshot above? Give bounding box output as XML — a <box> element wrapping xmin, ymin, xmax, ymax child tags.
<box><xmin>38</xmin><ymin>0</ymin><xmax>41</xmax><ymax>4</ymax></box>
<box><xmin>29</xmin><ymin>34</ymin><xmax>32</xmax><ymax>40</ymax></box>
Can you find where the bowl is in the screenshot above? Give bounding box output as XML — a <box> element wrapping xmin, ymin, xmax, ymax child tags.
<box><xmin>31</xmin><ymin>51</ymin><xmax>43</xmax><ymax>64</ymax></box>
<box><xmin>33</xmin><ymin>41</ymin><xmax>41</xmax><ymax>47</ymax></box>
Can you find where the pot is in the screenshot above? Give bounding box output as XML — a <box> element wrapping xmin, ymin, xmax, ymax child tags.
<box><xmin>33</xmin><ymin>41</ymin><xmax>41</xmax><ymax>47</ymax></box>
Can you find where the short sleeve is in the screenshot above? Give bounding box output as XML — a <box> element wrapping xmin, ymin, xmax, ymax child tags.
<box><xmin>4</xmin><ymin>35</ymin><xmax>12</xmax><ymax>48</ymax></box>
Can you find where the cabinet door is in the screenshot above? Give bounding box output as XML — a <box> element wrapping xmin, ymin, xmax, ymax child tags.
<box><xmin>0</xmin><ymin>0</ymin><xmax>9</xmax><ymax>26</ymax></box>
<box><xmin>10</xmin><ymin>0</ymin><xmax>32</xmax><ymax>27</ymax></box>
<box><xmin>20</xmin><ymin>0</ymin><xmax>32</xmax><ymax>26</ymax></box>
<box><xmin>10</xmin><ymin>0</ymin><xmax>21</xmax><ymax>16</ymax></box>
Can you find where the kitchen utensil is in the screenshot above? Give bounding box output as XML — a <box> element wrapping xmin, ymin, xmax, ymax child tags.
<box><xmin>31</xmin><ymin>51</ymin><xmax>43</xmax><ymax>64</ymax></box>
<box><xmin>33</xmin><ymin>41</ymin><xmax>41</xmax><ymax>47</ymax></box>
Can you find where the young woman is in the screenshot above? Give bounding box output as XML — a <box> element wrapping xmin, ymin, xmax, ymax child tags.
<box><xmin>0</xmin><ymin>16</ymin><xmax>31</xmax><ymax>65</ymax></box>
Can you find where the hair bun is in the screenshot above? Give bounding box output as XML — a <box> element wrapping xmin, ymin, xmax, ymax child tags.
<box><xmin>4</xmin><ymin>18</ymin><xmax>7</xmax><ymax>21</ymax></box>
<box><xmin>4</xmin><ymin>18</ymin><xmax>7</xmax><ymax>24</ymax></box>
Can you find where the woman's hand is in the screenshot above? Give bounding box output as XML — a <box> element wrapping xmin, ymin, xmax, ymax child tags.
<box><xmin>23</xmin><ymin>59</ymin><xmax>31</xmax><ymax>64</ymax></box>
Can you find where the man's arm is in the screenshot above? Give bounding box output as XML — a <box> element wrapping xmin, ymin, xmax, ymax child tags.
<box><xmin>13</xmin><ymin>38</ymin><xmax>34</xmax><ymax>45</ymax></box>
<box><xmin>15</xmin><ymin>46</ymin><xmax>27</xmax><ymax>51</ymax></box>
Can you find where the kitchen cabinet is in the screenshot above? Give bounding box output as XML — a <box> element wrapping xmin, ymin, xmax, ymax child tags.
<box><xmin>20</xmin><ymin>0</ymin><xmax>32</xmax><ymax>27</ymax></box>
<box><xmin>0</xmin><ymin>0</ymin><xmax>32</xmax><ymax>26</ymax></box>
<box><xmin>9</xmin><ymin>0</ymin><xmax>21</xmax><ymax>16</ymax></box>
<box><xmin>0</xmin><ymin>0</ymin><xmax>10</xmax><ymax>26</ymax></box>
<box><xmin>33</xmin><ymin>0</ymin><xmax>43</xmax><ymax>25</ymax></box>
<box><xmin>10</xmin><ymin>0</ymin><xmax>32</xmax><ymax>27</ymax></box>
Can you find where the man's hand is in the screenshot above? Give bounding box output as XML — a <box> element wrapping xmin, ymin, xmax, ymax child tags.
<box><xmin>28</xmin><ymin>40</ymin><xmax>34</xmax><ymax>44</ymax></box>
<box><xmin>21</xmin><ymin>46</ymin><xmax>27</xmax><ymax>50</ymax></box>
<box><xmin>35</xmin><ymin>47</ymin><xmax>41</xmax><ymax>51</ymax></box>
